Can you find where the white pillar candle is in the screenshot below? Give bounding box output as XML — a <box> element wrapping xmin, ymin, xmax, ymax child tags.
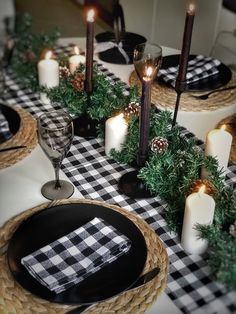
<box><xmin>69</xmin><ymin>46</ymin><xmax>86</xmax><ymax>74</ymax></box>
<box><xmin>202</xmin><ymin>125</ymin><xmax>232</xmax><ymax>178</ymax></box>
<box><xmin>181</xmin><ymin>185</ymin><xmax>215</xmax><ymax>255</ymax></box>
<box><xmin>105</xmin><ymin>113</ymin><xmax>128</xmax><ymax>157</ymax></box>
<box><xmin>38</xmin><ymin>51</ymin><xmax>59</xmax><ymax>104</ymax></box>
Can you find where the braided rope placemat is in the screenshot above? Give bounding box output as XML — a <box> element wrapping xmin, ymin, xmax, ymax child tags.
<box><xmin>0</xmin><ymin>106</ymin><xmax>38</xmax><ymax>170</ymax></box>
<box><xmin>129</xmin><ymin>71</ymin><xmax>236</xmax><ymax>112</ymax></box>
<box><xmin>216</xmin><ymin>114</ymin><xmax>236</xmax><ymax>164</ymax></box>
<box><xmin>0</xmin><ymin>198</ymin><xmax>168</xmax><ymax>314</ymax></box>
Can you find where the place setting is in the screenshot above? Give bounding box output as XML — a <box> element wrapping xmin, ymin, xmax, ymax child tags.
<box><xmin>0</xmin><ymin>197</ymin><xmax>168</xmax><ymax>313</ymax></box>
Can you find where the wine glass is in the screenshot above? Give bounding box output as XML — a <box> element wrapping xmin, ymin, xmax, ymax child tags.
<box><xmin>118</xmin><ymin>43</ymin><xmax>162</xmax><ymax>198</ymax></box>
<box><xmin>133</xmin><ymin>42</ymin><xmax>162</xmax><ymax>84</ymax></box>
<box><xmin>37</xmin><ymin>110</ymin><xmax>74</xmax><ymax>200</ymax></box>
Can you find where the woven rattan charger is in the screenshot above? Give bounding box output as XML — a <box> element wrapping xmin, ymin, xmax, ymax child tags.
<box><xmin>0</xmin><ymin>198</ymin><xmax>168</xmax><ymax>314</ymax></box>
<box><xmin>0</xmin><ymin>105</ymin><xmax>37</xmax><ymax>170</ymax></box>
<box><xmin>129</xmin><ymin>72</ymin><xmax>236</xmax><ymax>112</ymax></box>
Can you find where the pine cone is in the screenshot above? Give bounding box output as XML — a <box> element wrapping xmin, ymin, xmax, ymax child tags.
<box><xmin>71</xmin><ymin>73</ymin><xmax>85</xmax><ymax>92</ymax></box>
<box><xmin>24</xmin><ymin>50</ymin><xmax>36</xmax><ymax>62</ymax></box>
<box><xmin>150</xmin><ymin>136</ymin><xmax>168</xmax><ymax>153</ymax></box>
<box><xmin>59</xmin><ymin>66</ymin><xmax>70</xmax><ymax>78</ymax></box>
<box><xmin>188</xmin><ymin>179</ymin><xmax>216</xmax><ymax>196</ymax></box>
<box><xmin>124</xmin><ymin>102</ymin><xmax>140</xmax><ymax>118</ymax></box>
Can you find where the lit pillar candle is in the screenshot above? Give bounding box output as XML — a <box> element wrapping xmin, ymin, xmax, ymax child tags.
<box><xmin>105</xmin><ymin>113</ymin><xmax>128</xmax><ymax>157</ymax></box>
<box><xmin>38</xmin><ymin>51</ymin><xmax>59</xmax><ymax>104</ymax></box>
<box><xmin>202</xmin><ymin>125</ymin><xmax>233</xmax><ymax>178</ymax></box>
<box><xmin>69</xmin><ymin>46</ymin><xmax>85</xmax><ymax>74</ymax></box>
<box><xmin>181</xmin><ymin>185</ymin><xmax>215</xmax><ymax>255</ymax></box>
<box><xmin>85</xmin><ymin>9</ymin><xmax>95</xmax><ymax>94</ymax></box>
<box><xmin>137</xmin><ymin>66</ymin><xmax>152</xmax><ymax>167</ymax></box>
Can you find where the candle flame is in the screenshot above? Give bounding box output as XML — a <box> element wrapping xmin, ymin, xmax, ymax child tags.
<box><xmin>220</xmin><ymin>124</ymin><xmax>226</xmax><ymax>131</ymax></box>
<box><xmin>45</xmin><ymin>51</ymin><xmax>52</xmax><ymax>60</ymax></box>
<box><xmin>87</xmin><ymin>9</ymin><xmax>95</xmax><ymax>22</ymax></box>
<box><xmin>188</xmin><ymin>3</ymin><xmax>195</xmax><ymax>14</ymax></box>
<box><xmin>74</xmin><ymin>46</ymin><xmax>80</xmax><ymax>55</ymax></box>
<box><xmin>198</xmin><ymin>185</ymin><xmax>205</xmax><ymax>195</ymax></box>
<box><xmin>146</xmin><ymin>66</ymin><xmax>153</xmax><ymax>77</ymax></box>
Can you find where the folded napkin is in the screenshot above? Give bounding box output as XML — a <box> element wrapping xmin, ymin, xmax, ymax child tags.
<box><xmin>21</xmin><ymin>217</ymin><xmax>132</xmax><ymax>294</ymax></box>
<box><xmin>0</xmin><ymin>111</ymin><xmax>12</xmax><ymax>144</ymax></box>
<box><xmin>158</xmin><ymin>55</ymin><xmax>221</xmax><ymax>87</ymax></box>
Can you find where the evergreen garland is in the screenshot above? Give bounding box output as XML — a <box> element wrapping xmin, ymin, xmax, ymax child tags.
<box><xmin>112</xmin><ymin>109</ymin><xmax>236</xmax><ymax>290</ymax></box>
<box><xmin>44</xmin><ymin>63</ymin><xmax>139</xmax><ymax>128</ymax></box>
<box><xmin>11</xmin><ymin>13</ymin><xmax>60</xmax><ymax>91</ymax></box>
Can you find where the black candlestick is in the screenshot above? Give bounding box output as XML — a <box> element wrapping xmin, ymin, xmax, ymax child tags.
<box><xmin>137</xmin><ymin>79</ymin><xmax>151</xmax><ymax>167</ymax></box>
<box><xmin>172</xmin><ymin>4</ymin><xmax>195</xmax><ymax>127</ymax></box>
<box><xmin>72</xmin><ymin>93</ymin><xmax>97</xmax><ymax>139</ymax></box>
<box><xmin>85</xmin><ymin>9</ymin><xmax>94</xmax><ymax>94</ymax></box>
<box><xmin>118</xmin><ymin>43</ymin><xmax>162</xmax><ymax>199</ymax></box>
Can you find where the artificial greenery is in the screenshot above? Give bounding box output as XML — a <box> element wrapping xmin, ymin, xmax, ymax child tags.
<box><xmin>112</xmin><ymin>109</ymin><xmax>236</xmax><ymax>290</ymax></box>
<box><xmin>11</xmin><ymin>14</ymin><xmax>236</xmax><ymax>290</ymax></box>
<box><xmin>45</xmin><ymin>63</ymin><xmax>139</xmax><ymax>130</ymax></box>
<box><xmin>11</xmin><ymin>13</ymin><xmax>60</xmax><ymax>91</ymax></box>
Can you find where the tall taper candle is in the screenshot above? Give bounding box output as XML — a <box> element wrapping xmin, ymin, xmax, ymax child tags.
<box><xmin>172</xmin><ymin>3</ymin><xmax>195</xmax><ymax>127</ymax></box>
<box><xmin>85</xmin><ymin>9</ymin><xmax>95</xmax><ymax>94</ymax></box>
<box><xmin>137</xmin><ymin>66</ymin><xmax>152</xmax><ymax>167</ymax></box>
<box><xmin>175</xmin><ymin>3</ymin><xmax>195</xmax><ymax>92</ymax></box>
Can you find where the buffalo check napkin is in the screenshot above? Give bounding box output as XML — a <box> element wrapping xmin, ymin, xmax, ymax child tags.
<box><xmin>0</xmin><ymin>111</ymin><xmax>12</xmax><ymax>144</ymax></box>
<box><xmin>21</xmin><ymin>217</ymin><xmax>132</xmax><ymax>294</ymax></box>
<box><xmin>158</xmin><ymin>55</ymin><xmax>221</xmax><ymax>87</ymax></box>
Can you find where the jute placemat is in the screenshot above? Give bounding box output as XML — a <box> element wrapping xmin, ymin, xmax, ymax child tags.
<box><xmin>0</xmin><ymin>198</ymin><xmax>168</xmax><ymax>314</ymax></box>
<box><xmin>0</xmin><ymin>106</ymin><xmax>37</xmax><ymax>170</ymax></box>
<box><xmin>129</xmin><ymin>72</ymin><xmax>236</xmax><ymax>112</ymax></box>
<box><xmin>216</xmin><ymin>114</ymin><xmax>236</xmax><ymax>164</ymax></box>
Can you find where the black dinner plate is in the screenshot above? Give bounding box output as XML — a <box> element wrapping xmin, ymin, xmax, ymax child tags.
<box><xmin>95</xmin><ymin>31</ymin><xmax>146</xmax><ymax>64</ymax></box>
<box><xmin>7</xmin><ymin>202</ymin><xmax>147</xmax><ymax>305</ymax></box>
<box><xmin>158</xmin><ymin>54</ymin><xmax>232</xmax><ymax>91</ymax></box>
<box><xmin>0</xmin><ymin>103</ymin><xmax>21</xmax><ymax>144</ymax></box>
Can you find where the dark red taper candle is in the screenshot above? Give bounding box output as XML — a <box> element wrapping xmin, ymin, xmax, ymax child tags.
<box><xmin>85</xmin><ymin>9</ymin><xmax>95</xmax><ymax>94</ymax></box>
<box><xmin>175</xmin><ymin>4</ymin><xmax>195</xmax><ymax>93</ymax></box>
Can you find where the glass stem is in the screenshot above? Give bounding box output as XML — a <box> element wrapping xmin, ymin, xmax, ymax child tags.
<box><xmin>54</xmin><ymin>163</ymin><xmax>61</xmax><ymax>189</ymax></box>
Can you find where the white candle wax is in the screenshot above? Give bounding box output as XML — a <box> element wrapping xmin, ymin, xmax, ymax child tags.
<box><xmin>38</xmin><ymin>53</ymin><xmax>59</xmax><ymax>104</ymax></box>
<box><xmin>202</xmin><ymin>126</ymin><xmax>232</xmax><ymax>178</ymax></box>
<box><xmin>105</xmin><ymin>114</ymin><xmax>128</xmax><ymax>157</ymax></box>
<box><xmin>69</xmin><ymin>47</ymin><xmax>86</xmax><ymax>74</ymax></box>
<box><xmin>181</xmin><ymin>186</ymin><xmax>215</xmax><ymax>255</ymax></box>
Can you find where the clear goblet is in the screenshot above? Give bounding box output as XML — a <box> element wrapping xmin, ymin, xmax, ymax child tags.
<box><xmin>37</xmin><ymin>110</ymin><xmax>74</xmax><ymax>200</ymax></box>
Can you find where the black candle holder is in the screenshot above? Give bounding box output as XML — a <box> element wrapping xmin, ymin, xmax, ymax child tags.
<box><xmin>118</xmin><ymin>43</ymin><xmax>162</xmax><ymax>199</ymax></box>
<box><xmin>72</xmin><ymin>91</ymin><xmax>98</xmax><ymax>139</ymax></box>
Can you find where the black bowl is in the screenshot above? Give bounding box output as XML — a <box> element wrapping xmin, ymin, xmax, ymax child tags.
<box><xmin>95</xmin><ymin>31</ymin><xmax>146</xmax><ymax>64</ymax></box>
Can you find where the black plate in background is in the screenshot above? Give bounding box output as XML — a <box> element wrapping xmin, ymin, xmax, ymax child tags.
<box><xmin>158</xmin><ymin>54</ymin><xmax>232</xmax><ymax>91</ymax></box>
<box><xmin>0</xmin><ymin>103</ymin><xmax>21</xmax><ymax>144</ymax></box>
<box><xmin>95</xmin><ymin>31</ymin><xmax>146</xmax><ymax>64</ymax></box>
<box><xmin>7</xmin><ymin>202</ymin><xmax>147</xmax><ymax>305</ymax></box>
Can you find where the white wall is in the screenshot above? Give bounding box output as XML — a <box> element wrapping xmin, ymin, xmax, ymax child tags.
<box><xmin>121</xmin><ymin>0</ymin><xmax>222</xmax><ymax>56</ymax></box>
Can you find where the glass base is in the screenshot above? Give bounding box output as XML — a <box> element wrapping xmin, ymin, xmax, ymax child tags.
<box><xmin>118</xmin><ymin>170</ymin><xmax>152</xmax><ymax>198</ymax></box>
<box><xmin>41</xmin><ymin>180</ymin><xmax>74</xmax><ymax>200</ymax></box>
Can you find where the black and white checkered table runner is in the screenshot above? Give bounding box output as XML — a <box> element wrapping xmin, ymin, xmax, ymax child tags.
<box><xmin>4</xmin><ymin>44</ymin><xmax>236</xmax><ymax>313</ymax></box>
